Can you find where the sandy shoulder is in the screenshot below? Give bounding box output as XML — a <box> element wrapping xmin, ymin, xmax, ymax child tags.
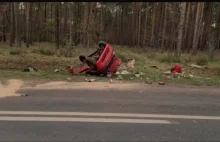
<box><xmin>1</xmin><ymin>79</ymin><xmax>220</xmax><ymax>98</ymax></box>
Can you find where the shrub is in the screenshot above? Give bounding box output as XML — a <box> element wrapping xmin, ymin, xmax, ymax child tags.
<box><xmin>147</xmin><ymin>52</ymin><xmax>156</xmax><ymax>59</ymax></box>
<box><xmin>9</xmin><ymin>49</ymin><xmax>22</xmax><ymax>55</ymax></box>
<box><xmin>57</xmin><ymin>48</ymin><xmax>73</xmax><ymax>57</ymax></box>
<box><xmin>39</xmin><ymin>48</ymin><xmax>55</xmax><ymax>56</ymax></box>
<box><xmin>160</xmin><ymin>55</ymin><xmax>181</xmax><ymax>63</ymax></box>
<box><xmin>196</xmin><ymin>57</ymin><xmax>208</xmax><ymax>65</ymax></box>
<box><xmin>32</xmin><ymin>47</ymin><xmax>55</xmax><ymax>56</ymax></box>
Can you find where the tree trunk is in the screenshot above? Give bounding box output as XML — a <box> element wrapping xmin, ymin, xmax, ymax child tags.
<box><xmin>69</xmin><ymin>3</ymin><xmax>72</xmax><ymax>42</ymax></box>
<box><xmin>14</xmin><ymin>2</ymin><xmax>21</xmax><ymax>47</ymax></box>
<box><xmin>50</xmin><ymin>2</ymin><xmax>53</xmax><ymax>43</ymax></box>
<box><xmin>44</xmin><ymin>2</ymin><xmax>47</xmax><ymax>23</ymax></box>
<box><xmin>137</xmin><ymin>2</ymin><xmax>142</xmax><ymax>47</ymax></box>
<box><xmin>201</xmin><ymin>2</ymin><xmax>213</xmax><ymax>51</ymax></box>
<box><xmin>55</xmin><ymin>2</ymin><xmax>60</xmax><ymax>48</ymax></box>
<box><xmin>197</xmin><ymin>2</ymin><xmax>205</xmax><ymax>51</ymax></box>
<box><xmin>29</xmin><ymin>3</ymin><xmax>33</xmax><ymax>45</ymax></box>
<box><xmin>82</xmin><ymin>3</ymin><xmax>89</xmax><ymax>45</ymax></box>
<box><xmin>10</xmin><ymin>2</ymin><xmax>15</xmax><ymax>47</ymax></box>
<box><xmin>187</xmin><ymin>2</ymin><xmax>197</xmax><ymax>53</ymax></box>
<box><xmin>161</xmin><ymin>2</ymin><xmax>167</xmax><ymax>50</ymax></box>
<box><xmin>26</xmin><ymin>2</ymin><xmax>30</xmax><ymax>48</ymax></box>
<box><xmin>33</xmin><ymin>2</ymin><xmax>40</xmax><ymax>42</ymax></box>
<box><xmin>63</xmin><ymin>2</ymin><xmax>67</xmax><ymax>41</ymax></box>
<box><xmin>2</xmin><ymin>10</ymin><xmax>6</xmax><ymax>42</ymax></box>
<box><xmin>216</xmin><ymin>4</ymin><xmax>220</xmax><ymax>50</ymax></box>
<box><xmin>44</xmin><ymin>2</ymin><xmax>48</xmax><ymax>42</ymax></box>
<box><xmin>191</xmin><ymin>3</ymin><xmax>201</xmax><ymax>55</ymax></box>
<box><xmin>151</xmin><ymin>3</ymin><xmax>156</xmax><ymax>48</ymax></box>
<box><xmin>143</xmin><ymin>3</ymin><xmax>148</xmax><ymax>47</ymax></box>
<box><xmin>183</xmin><ymin>2</ymin><xmax>191</xmax><ymax>52</ymax></box>
<box><xmin>176</xmin><ymin>2</ymin><xmax>187</xmax><ymax>56</ymax></box>
<box><xmin>131</xmin><ymin>2</ymin><xmax>135</xmax><ymax>46</ymax></box>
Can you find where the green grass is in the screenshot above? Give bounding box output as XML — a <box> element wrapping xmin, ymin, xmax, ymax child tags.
<box><xmin>196</xmin><ymin>56</ymin><xmax>209</xmax><ymax>65</ymax></box>
<box><xmin>0</xmin><ymin>70</ymin><xmax>85</xmax><ymax>81</ymax></box>
<box><xmin>0</xmin><ymin>42</ymin><xmax>220</xmax><ymax>86</ymax></box>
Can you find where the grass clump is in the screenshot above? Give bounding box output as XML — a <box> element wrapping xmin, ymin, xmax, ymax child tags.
<box><xmin>39</xmin><ymin>48</ymin><xmax>55</xmax><ymax>56</ymax></box>
<box><xmin>196</xmin><ymin>56</ymin><xmax>208</xmax><ymax>65</ymax></box>
<box><xmin>160</xmin><ymin>55</ymin><xmax>181</xmax><ymax>63</ymax></box>
<box><xmin>32</xmin><ymin>47</ymin><xmax>55</xmax><ymax>56</ymax></box>
<box><xmin>57</xmin><ymin>48</ymin><xmax>73</xmax><ymax>57</ymax></box>
<box><xmin>9</xmin><ymin>49</ymin><xmax>25</xmax><ymax>55</ymax></box>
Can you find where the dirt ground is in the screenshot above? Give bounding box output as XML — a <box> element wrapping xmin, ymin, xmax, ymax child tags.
<box><xmin>1</xmin><ymin>79</ymin><xmax>220</xmax><ymax>98</ymax></box>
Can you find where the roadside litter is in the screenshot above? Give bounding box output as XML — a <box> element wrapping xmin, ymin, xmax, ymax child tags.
<box><xmin>190</xmin><ymin>64</ymin><xmax>209</xmax><ymax>69</ymax></box>
<box><xmin>20</xmin><ymin>94</ymin><xmax>29</xmax><ymax>97</ymax></box>
<box><xmin>190</xmin><ymin>64</ymin><xmax>202</xmax><ymax>69</ymax></box>
<box><xmin>158</xmin><ymin>82</ymin><xmax>165</xmax><ymax>85</ymax></box>
<box><xmin>126</xmin><ymin>59</ymin><xmax>135</xmax><ymax>68</ymax></box>
<box><xmin>54</xmin><ymin>69</ymin><xmax>59</xmax><ymax>73</ymax></box>
<box><xmin>145</xmin><ymin>80</ymin><xmax>153</xmax><ymax>84</ymax></box>
<box><xmin>23</xmin><ymin>67</ymin><xmax>38</xmax><ymax>72</ymax></box>
<box><xmin>134</xmin><ymin>72</ymin><xmax>144</xmax><ymax>78</ymax></box>
<box><xmin>66</xmin><ymin>78</ymin><xmax>72</xmax><ymax>82</ymax></box>
<box><xmin>85</xmin><ymin>78</ymin><xmax>96</xmax><ymax>82</ymax></box>
<box><xmin>66</xmin><ymin>66</ymin><xmax>75</xmax><ymax>76</ymax></box>
<box><xmin>116</xmin><ymin>75</ymin><xmax>123</xmax><ymax>80</ymax></box>
<box><xmin>120</xmin><ymin>70</ymin><xmax>131</xmax><ymax>75</ymax></box>
<box><xmin>171</xmin><ymin>64</ymin><xmax>182</xmax><ymax>73</ymax></box>
<box><xmin>151</xmin><ymin>65</ymin><xmax>158</xmax><ymax>69</ymax></box>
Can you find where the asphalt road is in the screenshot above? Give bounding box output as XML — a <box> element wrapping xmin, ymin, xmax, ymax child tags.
<box><xmin>0</xmin><ymin>87</ymin><xmax>220</xmax><ymax>141</ymax></box>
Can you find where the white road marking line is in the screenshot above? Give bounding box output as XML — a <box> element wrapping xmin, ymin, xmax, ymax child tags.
<box><xmin>0</xmin><ymin>116</ymin><xmax>172</xmax><ymax>124</ymax></box>
<box><xmin>0</xmin><ymin>111</ymin><xmax>219</xmax><ymax>120</ymax></box>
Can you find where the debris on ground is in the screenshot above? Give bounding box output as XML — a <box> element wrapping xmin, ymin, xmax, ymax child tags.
<box><xmin>173</xmin><ymin>73</ymin><xmax>181</xmax><ymax>78</ymax></box>
<box><xmin>190</xmin><ymin>64</ymin><xmax>209</xmax><ymax>69</ymax></box>
<box><xmin>54</xmin><ymin>69</ymin><xmax>59</xmax><ymax>73</ymax></box>
<box><xmin>134</xmin><ymin>72</ymin><xmax>144</xmax><ymax>78</ymax></box>
<box><xmin>164</xmin><ymin>75</ymin><xmax>172</xmax><ymax>80</ymax></box>
<box><xmin>66</xmin><ymin>66</ymin><xmax>75</xmax><ymax>76</ymax></box>
<box><xmin>151</xmin><ymin>65</ymin><xmax>159</xmax><ymax>69</ymax></box>
<box><xmin>115</xmin><ymin>71</ymin><xmax>120</xmax><ymax>75</ymax></box>
<box><xmin>109</xmin><ymin>78</ymin><xmax>113</xmax><ymax>83</ymax></box>
<box><xmin>107</xmin><ymin>72</ymin><xmax>113</xmax><ymax>78</ymax></box>
<box><xmin>158</xmin><ymin>82</ymin><xmax>165</xmax><ymax>85</ymax></box>
<box><xmin>171</xmin><ymin>64</ymin><xmax>182</xmax><ymax>73</ymax></box>
<box><xmin>190</xmin><ymin>64</ymin><xmax>202</xmax><ymax>69</ymax></box>
<box><xmin>135</xmin><ymin>73</ymin><xmax>141</xmax><ymax>78</ymax></box>
<box><xmin>116</xmin><ymin>75</ymin><xmax>123</xmax><ymax>80</ymax></box>
<box><xmin>126</xmin><ymin>59</ymin><xmax>135</xmax><ymax>68</ymax></box>
<box><xmin>119</xmin><ymin>64</ymin><xmax>128</xmax><ymax>71</ymax></box>
<box><xmin>121</xmin><ymin>70</ymin><xmax>131</xmax><ymax>75</ymax></box>
<box><xmin>66</xmin><ymin>78</ymin><xmax>72</xmax><ymax>82</ymax></box>
<box><xmin>20</xmin><ymin>94</ymin><xmax>29</xmax><ymax>97</ymax></box>
<box><xmin>164</xmin><ymin>71</ymin><xmax>172</xmax><ymax>75</ymax></box>
<box><xmin>163</xmin><ymin>65</ymin><xmax>183</xmax><ymax>79</ymax></box>
<box><xmin>189</xmin><ymin>74</ymin><xmax>194</xmax><ymax>78</ymax></box>
<box><xmin>85</xmin><ymin>78</ymin><xmax>96</xmax><ymax>82</ymax></box>
<box><xmin>23</xmin><ymin>67</ymin><xmax>38</xmax><ymax>72</ymax></box>
<box><xmin>145</xmin><ymin>80</ymin><xmax>153</xmax><ymax>84</ymax></box>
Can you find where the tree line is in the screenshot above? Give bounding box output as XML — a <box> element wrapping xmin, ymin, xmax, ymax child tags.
<box><xmin>0</xmin><ymin>2</ymin><xmax>219</xmax><ymax>56</ymax></box>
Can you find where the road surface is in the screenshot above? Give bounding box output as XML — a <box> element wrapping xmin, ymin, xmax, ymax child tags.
<box><xmin>0</xmin><ymin>84</ymin><xmax>220</xmax><ymax>141</ymax></box>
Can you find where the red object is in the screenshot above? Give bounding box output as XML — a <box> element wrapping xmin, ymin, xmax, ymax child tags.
<box><xmin>151</xmin><ymin>65</ymin><xmax>158</xmax><ymax>69</ymax></box>
<box><xmin>158</xmin><ymin>82</ymin><xmax>165</xmax><ymax>85</ymax></box>
<box><xmin>78</xmin><ymin>43</ymin><xmax>122</xmax><ymax>76</ymax></box>
<box><xmin>66</xmin><ymin>66</ymin><xmax>75</xmax><ymax>76</ymax></box>
<box><xmin>171</xmin><ymin>65</ymin><xmax>182</xmax><ymax>73</ymax></box>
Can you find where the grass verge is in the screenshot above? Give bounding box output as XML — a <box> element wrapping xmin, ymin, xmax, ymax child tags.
<box><xmin>0</xmin><ymin>42</ymin><xmax>220</xmax><ymax>86</ymax></box>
